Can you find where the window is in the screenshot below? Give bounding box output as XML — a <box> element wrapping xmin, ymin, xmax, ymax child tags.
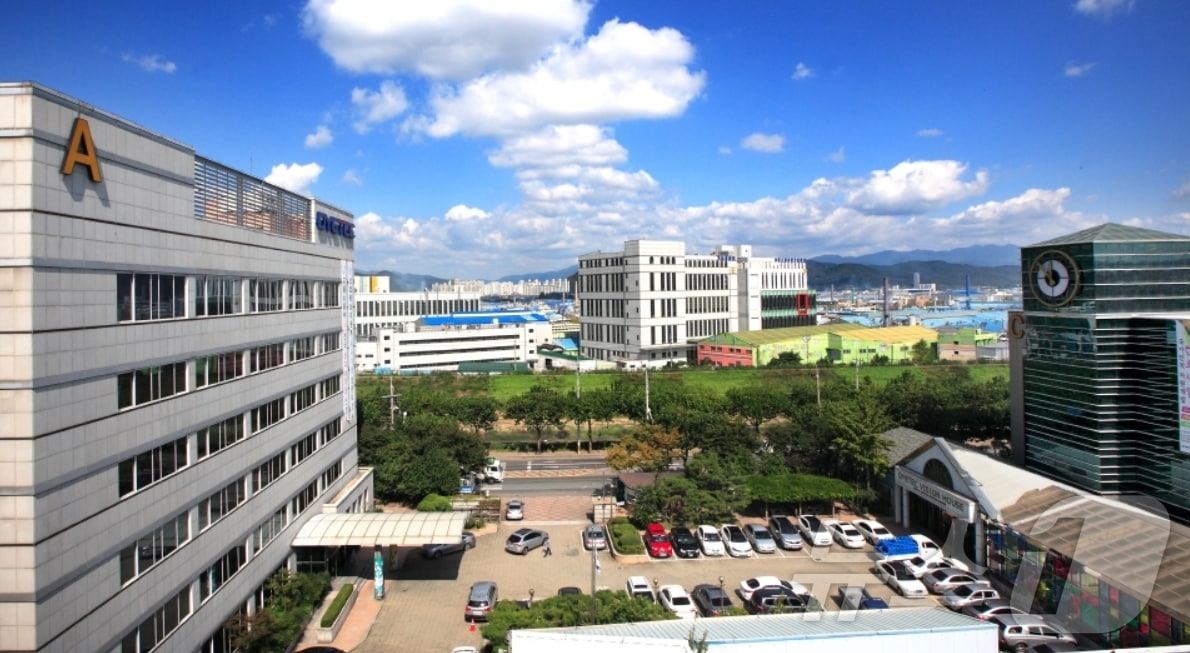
<box><xmin>290</xmin><ymin>385</ymin><xmax>317</xmax><ymax>414</ymax></box>
<box><xmin>118</xmin><ymin>362</ymin><xmax>187</xmax><ymax>409</ymax></box>
<box><xmin>290</xmin><ymin>280</ymin><xmax>314</xmax><ymax>310</ymax></box>
<box><xmin>290</xmin><ymin>336</ymin><xmax>316</xmax><ymax>362</ymax></box>
<box><xmin>252</xmin><ymin>453</ymin><xmax>287</xmax><ymax>493</ymax></box>
<box><xmin>196</xmin><ymin>415</ymin><xmax>245</xmax><ymax>459</ymax></box>
<box><xmin>195</xmin><ymin>276</ymin><xmax>243</xmax><ymax>316</ymax></box>
<box><xmin>250</xmin><ymin>343</ymin><xmax>285</xmax><ymax>373</ymax></box>
<box><xmin>250</xmin><ymin>279</ymin><xmax>284</xmax><ymax>312</ymax></box>
<box><xmin>121</xmin><ymin>587</ymin><xmax>191</xmax><ymax>653</ymax></box>
<box><xmin>251</xmin><ymin>397</ymin><xmax>287</xmax><ymax>433</ymax></box>
<box><xmin>318</xmin><ymin>419</ymin><xmax>342</xmax><ymax>445</ymax></box>
<box><xmin>321</xmin><ymin>460</ymin><xmax>343</xmax><ymax>490</ymax></box>
<box><xmin>118</xmin><ymin>437</ymin><xmax>189</xmax><ymax>497</ymax></box>
<box><xmin>292</xmin><ymin>481</ymin><xmax>318</xmax><ymax>515</ymax></box>
<box><xmin>291</xmin><ymin>433</ymin><xmax>317</xmax><ymax>466</ymax></box>
<box><xmin>119</xmin><ymin>511</ymin><xmax>190</xmax><ymax>584</ymax></box>
<box><xmin>198</xmin><ymin>479</ymin><xmax>246</xmax><ymax>531</ymax></box>
<box><xmin>195</xmin><ymin>351</ymin><xmax>244</xmax><ymax>388</ymax></box>
<box><xmin>117</xmin><ymin>273</ymin><xmax>185</xmax><ymax>322</ymax></box>
<box><xmin>320</xmin><ymin>375</ymin><xmax>341</xmax><ymax>399</ymax></box>
<box><xmin>319</xmin><ymin>281</ymin><xmax>341</xmax><ymax>308</ymax></box>
<box><xmin>252</xmin><ymin>508</ymin><xmax>288</xmax><ymax>553</ymax></box>
<box><xmin>199</xmin><ymin>545</ymin><xmax>246</xmax><ymax>602</ymax></box>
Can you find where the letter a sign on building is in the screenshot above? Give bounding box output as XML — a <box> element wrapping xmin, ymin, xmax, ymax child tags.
<box><xmin>61</xmin><ymin>117</ymin><xmax>103</xmax><ymax>183</ymax></box>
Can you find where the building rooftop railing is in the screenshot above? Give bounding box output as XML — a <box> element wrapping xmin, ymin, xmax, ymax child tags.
<box><xmin>193</xmin><ymin>157</ymin><xmax>311</xmax><ymax>241</ymax></box>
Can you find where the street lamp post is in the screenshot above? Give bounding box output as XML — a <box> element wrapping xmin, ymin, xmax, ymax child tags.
<box><xmin>528</xmin><ymin>588</ymin><xmax>535</xmax><ymax>607</ymax></box>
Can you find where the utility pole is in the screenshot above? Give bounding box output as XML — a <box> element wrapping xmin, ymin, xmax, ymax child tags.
<box><xmin>383</xmin><ymin>375</ymin><xmax>401</xmax><ymax>428</ymax></box>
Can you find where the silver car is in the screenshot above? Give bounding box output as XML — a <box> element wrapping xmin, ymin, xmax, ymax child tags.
<box><xmin>420</xmin><ymin>531</ymin><xmax>476</xmax><ymax>558</ymax></box>
<box><xmin>768</xmin><ymin>515</ymin><xmax>803</xmax><ymax>550</ymax></box>
<box><xmin>743</xmin><ymin>523</ymin><xmax>777</xmax><ymax>553</ymax></box>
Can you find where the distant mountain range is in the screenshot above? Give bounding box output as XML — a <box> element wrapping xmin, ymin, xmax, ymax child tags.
<box><xmin>361</xmin><ymin>244</ymin><xmax>1024</xmax><ymax>292</ymax></box>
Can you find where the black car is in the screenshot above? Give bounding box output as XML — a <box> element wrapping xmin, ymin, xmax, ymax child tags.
<box><xmin>669</xmin><ymin>527</ymin><xmax>701</xmax><ymax>558</ymax></box>
<box><xmin>747</xmin><ymin>587</ymin><xmax>812</xmax><ymax>615</ymax></box>
<box><xmin>691</xmin><ymin>584</ymin><xmax>734</xmax><ymax>617</ymax></box>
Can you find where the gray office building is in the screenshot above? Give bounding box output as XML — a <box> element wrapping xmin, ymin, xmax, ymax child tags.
<box><xmin>0</xmin><ymin>82</ymin><xmax>371</xmax><ymax>652</ymax></box>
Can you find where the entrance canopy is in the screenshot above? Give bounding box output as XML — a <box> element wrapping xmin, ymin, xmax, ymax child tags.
<box><xmin>292</xmin><ymin>512</ymin><xmax>468</xmax><ymax>547</ymax></box>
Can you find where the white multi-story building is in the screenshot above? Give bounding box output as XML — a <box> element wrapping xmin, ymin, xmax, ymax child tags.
<box><xmin>577</xmin><ymin>240</ymin><xmax>814</xmax><ymax>367</ymax></box>
<box><xmin>0</xmin><ymin>82</ymin><xmax>371</xmax><ymax>653</ymax></box>
<box><xmin>356</xmin><ymin>311</ymin><xmax>552</xmax><ymax>372</ymax></box>
<box><xmin>354</xmin><ymin>275</ymin><xmax>481</xmax><ymax>340</ymax></box>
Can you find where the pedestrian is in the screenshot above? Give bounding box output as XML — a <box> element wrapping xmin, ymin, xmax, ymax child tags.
<box><xmin>543</xmin><ymin>537</ymin><xmax>552</xmax><ymax>557</ymax></box>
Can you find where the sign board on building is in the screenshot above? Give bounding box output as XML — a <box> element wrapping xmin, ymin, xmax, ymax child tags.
<box><xmin>895</xmin><ymin>466</ymin><xmax>977</xmax><ymax>522</ymax></box>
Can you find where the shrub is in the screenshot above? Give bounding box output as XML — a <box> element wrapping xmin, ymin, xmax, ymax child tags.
<box><xmin>417</xmin><ymin>493</ymin><xmax>453</xmax><ymax>512</ymax></box>
<box><xmin>465</xmin><ymin>515</ymin><xmax>485</xmax><ymax>529</ymax></box>
<box><xmin>609</xmin><ymin>520</ymin><xmax>645</xmax><ymax>555</ymax></box>
<box><xmin>320</xmin><ymin>584</ymin><xmax>354</xmax><ymax>628</ymax></box>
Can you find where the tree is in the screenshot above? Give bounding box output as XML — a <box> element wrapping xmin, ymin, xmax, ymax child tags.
<box><xmin>911</xmin><ymin>338</ymin><xmax>937</xmax><ymax>364</ymax></box>
<box><xmin>725</xmin><ymin>385</ymin><xmax>787</xmax><ymax>434</ymax></box>
<box><xmin>633</xmin><ymin>475</ymin><xmax>737</xmax><ymax>526</ymax></box>
<box><xmin>824</xmin><ymin>393</ymin><xmax>894</xmax><ymax>496</ymax></box>
<box><xmin>503</xmin><ymin>385</ymin><xmax>567</xmax><ymax>452</ymax></box>
<box><xmin>565</xmin><ymin>390</ymin><xmax>595</xmax><ymax>453</ymax></box>
<box><xmin>453</xmin><ymin>395</ymin><xmax>499</xmax><ymax>434</ymax></box>
<box><xmin>480</xmin><ymin>591</ymin><xmax>673</xmax><ymax>648</ymax></box>
<box><xmin>605</xmin><ymin>423</ymin><xmax>680</xmax><ymax>478</ymax></box>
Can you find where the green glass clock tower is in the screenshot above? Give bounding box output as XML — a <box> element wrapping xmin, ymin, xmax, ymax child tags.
<box><xmin>1012</xmin><ymin>223</ymin><xmax>1190</xmax><ymax>522</ymax></box>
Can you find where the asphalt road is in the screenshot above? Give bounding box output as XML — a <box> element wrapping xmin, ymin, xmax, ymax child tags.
<box><xmin>486</xmin><ymin>476</ymin><xmax>611</xmax><ymax>498</ymax></box>
<box><xmin>502</xmin><ymin>456</ymin><xmax>609</xmax><ymax>472</ymax></box>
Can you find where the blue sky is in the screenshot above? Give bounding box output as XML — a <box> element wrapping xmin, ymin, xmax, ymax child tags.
<box><xmin>7</xmin><ymin>0</ymin><xmax>1190</xmax><ymax>279</ymax></box>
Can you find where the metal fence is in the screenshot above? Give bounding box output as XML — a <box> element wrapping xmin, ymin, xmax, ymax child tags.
<box><xmin>193</xmin><ymin>157</ymin><xmax>311</xmax><ymax>241</ymax></box>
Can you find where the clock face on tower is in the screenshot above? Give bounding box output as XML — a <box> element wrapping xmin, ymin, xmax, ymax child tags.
<box><xmin>1029</xmin><ymin>249</ymin><xmax>1081</xmax><ymax>307</ymax></box>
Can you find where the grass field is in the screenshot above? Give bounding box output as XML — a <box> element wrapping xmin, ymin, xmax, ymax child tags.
<box><xmin>364</xmin><ymin>363</ymin><xmax>1009</xmax><ymax>402</ymax></box>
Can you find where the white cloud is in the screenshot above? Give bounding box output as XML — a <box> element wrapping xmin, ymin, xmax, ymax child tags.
<box><xmin>825</xmin><ymin>147</ymin><xmax>845</xmax><ymax>163</ymax></box>
<box><xmin>718</xmin><ymin>146</ymin><xmax>732</xmax><ymax>155</ymax></box>
<box><xmin>792</xmin><ymin>62</ymin><xmax>814</xmax><ymax>80</ymax></box>
<box><xmin>302</xmin><ymin>0</ymin><xmax>590</xmax><ymax>79</ymax></box>
<box><xmin>416</xmin><ymin>19</ymin><xmax>705</xmax><ymax>138</ymax></box>
<box><xmin>842</xmin><ymin>160</ymin><xmax>990</xmax><ymax>215</ymax></box>
<box><xmin>1065</xmin><ymin>61</ymin><xmax>1096</xmax><ymax>77</ymax></box>
<box><xmin>341</xmin><ymin>169</ymin><xmax>363</xmax><ymax>186</ymax></box>
<box><xmin>917</xmin><ymin>128</ymin><xmax>944</xmax><ymax>138</ymax></box>
<box><xmin>264</xmin><ymin>162</ymin><xmax>323</xmax><ymax>196</ymax></box>
<box><xmin>1173</xmin><ymin>181</ymin><xmax>1190</xmax><ymax>201</ymax></box>
<box><xmin>351</xmin><ymin>81</ymin><xmax>410</xmax><ymax>134</ymax></box>
<box><xmin>741</xmin><ymin>132</ymin><xmax>785</xmax><ymax>153</ymax></box>
<box><xmin>1073</xmin><ymin>0</ymin><xmax>1135</xmax><ymax>19</ymax></box>
<box><xmin>305</xmin><ymin>125</ymin><xmax>333</xmax><ymax>149</ymax></box>
<box><xmin>488</xmin><ymin>125</ymin><xmax>627</xmax><ymax>168</ymax></box>
<box><xmin>445</xmin><ymin>204</ymin><xmax>490</xmax><ymax>222</ymax></box>
<box><xmin>121</xmin><ymin>53</ymin><xmax>177</xmax><ymax>74</ymax></box>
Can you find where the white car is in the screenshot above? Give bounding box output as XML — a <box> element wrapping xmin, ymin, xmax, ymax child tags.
<box><xmin>625</xmin><ymin>575</ymin><xmax>655</xmax><ymax>602</ymax></box>
<box><xmin>852</xmin><ymin>519</ymin><xmax>894</xmax><ymax>545</ymax></box>
<box><xmin>940</xmin><ymin>584</ymin><xmax>1001</xmax><ymax>610</ymax></box>
<box><xmin>738</xmin><ymin>576</ymin><xmax>808</xmax><ymax>602</ymax></box>
<box><xmin>696</xmin><ymin>524</ymin><xmax>726</xmax><ymax>556</ymax></box>
<box><xmin>658</xmin><ymin>584</ymin><xmax>698</xmax><ymax>620</ymax></box>
<box><xmin>825</xmin><ymin>520</ymin><xmax>865</xmax><ymax>548</ymax></box>
<box><xmin>874</xmin><ymin>560</ymin><xmax>929</xmax><ymax>598</ymax></box>
<box><xmin>922</xmin><ymin>568</ymin><xmax>987</xmax><ymax>594</ymax></box>
<box><xmin>903</xmin><ymin>555</ymin><xmax>971</xmax><ymax>579</ymax></box>
<box><xmin>797</xmin><ymin>515</ymin><xmax>833</xmax><ymax>547</ymax></box>
<box><xmin>720</xmin><ymin>524</ymin><xmax>754</xmax><ymax>557</ymax></box>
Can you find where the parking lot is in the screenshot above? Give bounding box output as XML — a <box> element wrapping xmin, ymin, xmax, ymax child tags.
<box><xmin>350</xmin><ymin>505</ymin><xmax>944</xmax><ymax>653</ymax></box>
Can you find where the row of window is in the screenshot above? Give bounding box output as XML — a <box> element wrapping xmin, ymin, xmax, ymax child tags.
<box><xmin>686</xmin><ymin>295</ymin><xmax>729</xmax><ymax>315</ymax></box>
<box><xmin>579</xmin><ymin>272</ymin><xmax>627</xmax><ymax>294</ymax></box>
<box><xmin>120</xmin><ymin>273</ymin><xmax>341</xmax><ymax>323</ymax></box>
<box><xmin>579</xmin><ymin>256</ymin><xmax>625</xmax><ymax>268</ymax></box>
<box><xmin>650</xmin><ymin>298</ymin><xmax>678</xmax><ymax>318</ymax></box>
<box><xmin>687</xmin><ymin>272</ymin><xmax>729</xmax><ymax>291</ymax></box>
<box><xmin>120</xmin><ymin>586</ymin><xmax>191</xmax><ymax>653</ymax></box>
<box><xmin>119</xmin><ymin>333</ymin><xmax>341</xmax><ymax>410</ymax></box>
<box><xmin>119</xmin><ymin>512</ymin><xmax>190</xmax><ymax>584</ymax></box>
<box><xmin>252</xmin><ymin>509</ymin><xmax>288</xmax><ymax>554</ymax></box>
<box><xmin>651</xmin><ymin>324</ymin><xmax>679</xmax><ymax>345</ymax></box>
<box><xmin>118</xmin><ymin>437</ymin><xmax>188</xmax><ymax>497</ymax></box>
<box><xmin>356</xmin><ymin>298</ymin><xmax>479</xmax><ymax>318</ymax></box>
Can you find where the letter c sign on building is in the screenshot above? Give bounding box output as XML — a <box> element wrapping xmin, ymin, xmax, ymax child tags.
<box><xmin>61</xmin><ymin>117</ymin><xmax>103</xmax><ymax>183</ymax></box>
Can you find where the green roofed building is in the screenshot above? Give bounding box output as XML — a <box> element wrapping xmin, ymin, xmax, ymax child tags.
<box><xmin>697</xmin><ymin>323</ymin><xmax>937</xmax><ymax>367</ymax></box>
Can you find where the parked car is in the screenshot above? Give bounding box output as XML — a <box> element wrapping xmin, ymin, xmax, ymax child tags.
<box><xmin>961</xmin><ymin>598</ymin><xmax>1027</xmax><ymax>621</ymax></box>
<box><xmin>504</xmin><ymin>499</ymin><xmax>524</xmax><ymax>521</ymax></box>
<box><xmin>852</xmin><ymin>519</ymin><xmax>894</xmax><ymax>545</ymax></box>
<box><xmin>644</xmin><ymin>522</ymin><xmax>674</xmax><ymax>558</ymax></box>
<box><xmin>825</xmin><ymin>520</ymin><xmax>865</xmax><ymax>548</ymax></box>
<box><xmin>720</xmin><ymin>524</ymin><xmax>754</xmax><ymax>557</ymax></box>
<box><xmin>941</xmin><ymin>583</ymin><xmax>1001</xmax><ymax>610</ymax></box>
<box><xmin>625</xmin><ymin>575</ymin><xmax>655</xmax><ymax>602</ymax></box>
<box><xmin>692</xmin><ymin>584</ymin><xmax>735</xmax><ymax>617</ymax></box>
<box><xmin>837</xmin><ymin>585</ymin><xmax>890</xmax><ymax>610</ymax></box>
<box><xmin>505</xmin><ymin>528</ymin><xmax>548</xmax><ymax>555</ymax></box>
<box><xmin>991</xmin><ymin>614</ymin><xmax>1079</xmax><ymax>653</ymax></box>
<box><xmin>738</xmin><ymin>576</ymin><xmax>808</xmax><ymax>602</ymax></box>
<box><xmin>420</xmin><ymin>531</ymin><xmax>476</xmax><ymax>558</ymax></box>
<box><xmin>797</xmin><ymin>515</ymin><xmax>832</xmax><ymax>547</ymax></box>
<box><xmin>922</xmin><ymin>568</ymin><xmax>987</xmax><ymax>594</ymax></box>
<box><xmin>556</xmin><ymin>586</ymin><xmax>582</xmax><ymax>596</ymax></box>
<box><xmin>696</xmin><ymin>524</ymin><xmax>726</xmax><ymax>556</ymax></box>
<box><xmin>669</xmin><ymin>526</ymin><xmax>701</xmax><ymax>558</ymax></box>
<box><xmin>876</xmin><ymin>533</ymin><xmax>942</xmax><ymax>561</ymax></box>
<box><xmin>464</xmin><ymin>581</ymin><xmax>498</xmax><ymax>622</ymax></box>
<box><xmin>658</xmin><ymin>584</ymin><xmax>698</xmax><ymax>620</ymax></box>
<box><xmin>874</xmin><ymin>560</ymin><xmax>928</xmax><ymax>598</ymax></box>
<box><xmin>746</xmin><ymin>586</ymin><xmax>812</xmax><ymax>614</ymax></box>
<box><xmin>744</xmin><ymin>523</ymin><xmax>777</xmax><ymax>553</ymax></box>
<box><xmin>582</xmin><ymin>524</ymin><xmax>607</xmax><ymax>551</ymax></box>
<box><xmin>904</xmin><ymin>554</ymin><xmax>970</xmax><ymax>578</ymax></box>
<box><xmin>767</xmin><ymin>515</ymin><xmax>803</xmax><ymax>550</ymax></box>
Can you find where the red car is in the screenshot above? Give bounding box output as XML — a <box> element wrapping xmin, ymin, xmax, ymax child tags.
<box><xmin>644</xmin><ymin>522</ymin><xmax>674</xmax><ymax>558</ymax></box>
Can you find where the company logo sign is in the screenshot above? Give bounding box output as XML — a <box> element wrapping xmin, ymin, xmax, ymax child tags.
<box><xmin>316</xmin><ymin>211</ymin><xmax>354</xmax><ymax>239</ymax></box>
<box><xmin>61</xmin><ymin>117</ymin><xmax>103</xmax><ymax>182</ymax></box>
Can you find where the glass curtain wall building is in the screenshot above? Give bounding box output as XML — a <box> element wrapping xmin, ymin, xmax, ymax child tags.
<box><xmin>1014</xmin><ymin>223</ymin><xmax>1190</xmax><ymax>522</ymax></box>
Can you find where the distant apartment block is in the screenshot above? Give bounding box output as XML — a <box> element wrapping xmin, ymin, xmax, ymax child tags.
<box><xmin>577</xmin><ymin>241</ymin><xmax>815</xmax><ymax>367</ymax></box>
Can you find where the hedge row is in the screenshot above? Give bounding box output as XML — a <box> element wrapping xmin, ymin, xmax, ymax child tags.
<box><xmin>320</xmin><ymin>583</ymin><xmax>355</xmax><ymax>628</ymax></box>
<box><xmin>608</xmin><ymin>517</ymin><xmax>645</xmax><ymax>555</ymax></box>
